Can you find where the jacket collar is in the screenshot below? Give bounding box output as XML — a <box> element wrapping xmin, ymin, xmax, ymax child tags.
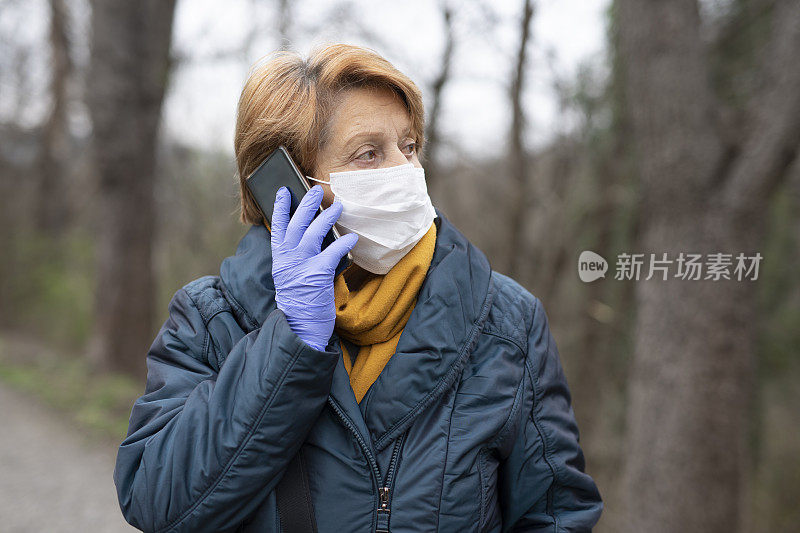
<box><xmin>219</xmin><ymin>208</ymin><xmax>495</xmax><ymax>451</ymax></box>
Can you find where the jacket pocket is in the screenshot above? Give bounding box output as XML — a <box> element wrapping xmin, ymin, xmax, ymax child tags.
<box><xmin>478</xmin><ymin>448</ymin><xmax>487</xmax><ymax>529</ymax></box>
<box><xmin>478</xmin><ymin>447</ymin><xmax>502</xmax><ymax>532</ymax></box>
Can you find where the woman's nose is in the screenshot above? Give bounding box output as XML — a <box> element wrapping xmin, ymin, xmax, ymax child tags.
<box><xmin>384</xmin><ymin>145</ymin><xmax>410</xmax><ymax>168</ymax></box>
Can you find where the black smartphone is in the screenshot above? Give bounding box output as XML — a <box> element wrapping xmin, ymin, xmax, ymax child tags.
<box><xmin>245</xmin><ymin>145</ymin><xmax>350</xmax><ymax>274</ymax></box>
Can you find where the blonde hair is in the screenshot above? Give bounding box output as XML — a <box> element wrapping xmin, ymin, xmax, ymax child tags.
<box><xmin>234</xmin><ymin>43</ymin><xmax>426</xmax><ymax>225</ymax></box>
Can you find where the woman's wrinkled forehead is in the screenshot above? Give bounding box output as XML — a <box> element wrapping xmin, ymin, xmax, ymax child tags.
<box><xmin>322</xmin><ymin>86</ymin><xmax>413</xmax><ymax>151</ymax></box>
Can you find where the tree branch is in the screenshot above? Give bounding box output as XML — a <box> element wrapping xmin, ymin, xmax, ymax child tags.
<box><xmin>506</xmin><ymin>0</ymin><xmax>534</xmax><ymax>277</ymax></box>
<box><xmin>423</xmin><ymin>0</ymin><xmax>456</xmax><ymax>186</ymax></box>
<box><xmin>720</xmin><ymin>0</ymin><xmax>800</xmax><ymax>212</ymax></box>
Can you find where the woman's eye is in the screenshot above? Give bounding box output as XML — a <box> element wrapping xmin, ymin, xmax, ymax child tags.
<box><xmin>356</xmin><ymin>150</ymin><xmax>376</xmax><ymax>161</ymax></box>
<box><xmin>402</xmin><ymin>142</ymin><xmax>417</xmax><ymax>155</ymax></box>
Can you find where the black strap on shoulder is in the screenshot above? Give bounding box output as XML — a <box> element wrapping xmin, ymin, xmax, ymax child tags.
<box><xmin>276</xmin><ymin>448</ymin><xmax>318</xmax><ymax>533</ymax></box>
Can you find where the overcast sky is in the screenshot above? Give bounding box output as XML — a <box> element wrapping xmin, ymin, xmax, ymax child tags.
<box><xmin>164</xmin><ymin>0</ymin><xmax>609</xmax><ymax>159</ymax></box>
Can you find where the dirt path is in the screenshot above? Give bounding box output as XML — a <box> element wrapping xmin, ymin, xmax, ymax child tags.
<box><xmin>0</xmin><ymin>383</ymin><xmax>136</xmax><ymax>532</ymax></box>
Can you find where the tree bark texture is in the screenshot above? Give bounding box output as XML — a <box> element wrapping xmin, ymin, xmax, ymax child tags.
<box><xmin>615</xmin><ymin>0</ymin><xmax>800</xmax><ymax>531</ymax></box>
<box><xmin>86</xmin><ymin>0</ymin><xmax>176</xmax><ymax>377</ymax></box>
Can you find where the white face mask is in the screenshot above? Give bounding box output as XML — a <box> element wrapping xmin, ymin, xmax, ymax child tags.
<box><xmin>306</xmin><ymin>163</ymin><xmax>436</xmax><ymax>274</ymax></box>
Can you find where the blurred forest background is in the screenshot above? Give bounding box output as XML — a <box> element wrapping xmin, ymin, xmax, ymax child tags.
<box><xmin>1</xmin><ymin>0</ymin><xmax>799</xmax><ymax>532</ymax></box>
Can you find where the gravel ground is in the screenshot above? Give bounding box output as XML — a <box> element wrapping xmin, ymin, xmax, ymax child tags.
<box><xmin>0</xmin><ymin>383</ymin><xmax>137</xmax><ymax>532</ymax></box>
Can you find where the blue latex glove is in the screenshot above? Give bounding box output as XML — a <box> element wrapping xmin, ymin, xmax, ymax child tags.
<box><xmin>271</xmin><ymin>185</ymin><xmax>358</xmax><ymax>351</ymax></box>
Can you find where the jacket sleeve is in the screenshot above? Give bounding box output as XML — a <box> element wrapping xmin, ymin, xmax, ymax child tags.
<box><xmin>113</xmin><ymin>287</ymin><xmax>340</xmax><ymax>533</ymax></box>
<box><xmin>499</xmin><ymin>296</ymin><xmax>603</xmax><ymax>532</ymax></box>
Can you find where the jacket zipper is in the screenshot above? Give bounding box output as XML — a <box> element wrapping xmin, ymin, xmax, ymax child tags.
<box><xmin>376</xmin><ymin>430</ymin><xmax>406</xmax><ymax>532</ymax></box>
<box><xmin>327</xmin><ymin>397</ymin><xmax>406</xmax><ymax>532</ymax></box>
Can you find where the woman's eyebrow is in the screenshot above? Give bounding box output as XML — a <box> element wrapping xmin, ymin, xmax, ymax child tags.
<box><xmin>341</xmin><ymin>131</ymin><xmax>385</xmax><ymax>150</ymax></box>
<box><xmin>342</xmin><ymin>126</ymin><xmax>414</xmax><ymax>148</ymax></box>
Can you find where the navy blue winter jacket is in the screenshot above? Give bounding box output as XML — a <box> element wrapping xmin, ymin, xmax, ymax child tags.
<box><xmin>114</xmin><ymin>210</ymin><xmax>603</xmax><ymax>532</ymax></box>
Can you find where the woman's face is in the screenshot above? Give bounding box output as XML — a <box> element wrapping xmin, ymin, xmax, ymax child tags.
<box><xmin>312</xmin><ymin>86</ymin><xmax>422</xmax><ymax>208</ymax></box>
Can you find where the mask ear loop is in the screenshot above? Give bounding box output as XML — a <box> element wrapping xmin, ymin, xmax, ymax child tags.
<box><xmin>304</xmin><ymin>175</ymin><xmax>352</xmax><ymax>265</ymax></box>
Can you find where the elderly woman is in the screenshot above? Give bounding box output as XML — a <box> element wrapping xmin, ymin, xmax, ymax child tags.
<box><xmin>114</xmin><ymin>44</ymin><xmax>602</xmax><ymax>532</ymax></box>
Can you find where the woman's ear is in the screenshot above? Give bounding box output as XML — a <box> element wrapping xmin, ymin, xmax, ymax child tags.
<box><xmin>309</xmin><ymin>171</ymin><xmax>335</xmax><ymax>208</ymax></box>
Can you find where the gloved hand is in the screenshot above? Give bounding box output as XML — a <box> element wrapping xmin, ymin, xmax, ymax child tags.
<box><xmin>271</xmin><ymin>184</ymin><xmax>358</xmax><ymax>351</ymax></box>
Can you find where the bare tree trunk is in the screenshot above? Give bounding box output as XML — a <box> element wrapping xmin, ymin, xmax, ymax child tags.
<box><xmin>86</xmin><ymin>0</ymin><xmax>177</xmax><ymax>378</ymax></box>
<box><xmin>423</xmin><ymin>0</ymin><xmax>456</xmax><ymax>188</ymax></box>
<box><xmin>35</xmin><ymin>0</ymin><xmax>72</xmax><ymax>236</ymax></box>
<box><xmin>615</xmin><ymin>0</ymin><xmax>800</xmax><ymax>531</ymax></box>
<box><xmin>506</xmin><ymin>0</ymin><xmax>534</xmax><ymax>278</ymax></box>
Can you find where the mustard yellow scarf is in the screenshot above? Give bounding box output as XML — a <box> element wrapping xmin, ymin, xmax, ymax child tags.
<box><xmin>334</xmin><ymin>222</ymin><xmax>437</xmax><ymax>403</ymax></box>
